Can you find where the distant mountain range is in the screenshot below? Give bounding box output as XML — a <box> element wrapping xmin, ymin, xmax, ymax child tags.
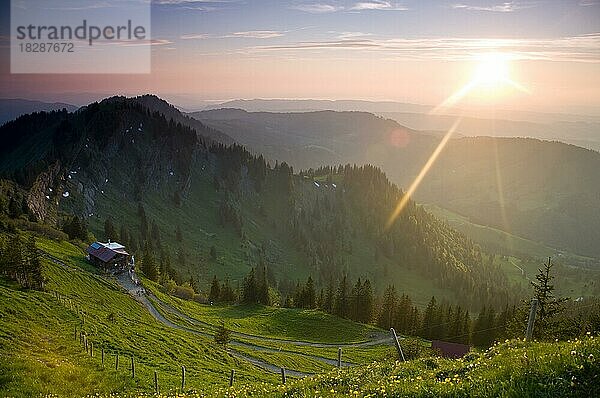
<box><xmin>191</xmin><ymin>108</ymin><xmax>600</xmax><ymax>259</ymax></box>
<box><xmin>0</xmin><ymin>98</ymin><xmax>78</xmax><ymax>126</ymax></box>
<box><xmin>201</xmin><ymin>99</ymin><xmax>600</xmax><ymax>152</ymax></box>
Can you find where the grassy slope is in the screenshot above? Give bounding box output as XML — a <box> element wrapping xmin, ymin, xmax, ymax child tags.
<box><xmin>0</xmin><ymin>236</ymin><xmax>275</xmax><ymax>397</ymax></box>
<box><xmin>0</xmin><ymin>234</ymin><xmax>394</xmax><ymax>397</ymax></box>
<box><xmin>217</xmin><ymin>336</ymin><xmax>600</xmax><ymax>398</ymax></box>
<box><xmin>145</xmin><ymin>279</ymin><xmax>382</xmax><ymax>344</ymax></box>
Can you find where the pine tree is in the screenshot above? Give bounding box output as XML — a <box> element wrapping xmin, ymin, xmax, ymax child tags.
<box><xmin>421</xmin><ymin>296</ymin><xmax>437</xmax><ymax>340</ymax></box>
<box><xmin>209</xmin><ymin>275</ymin><xmax>221</xmax><ymax>303</ymax></box>
<box><xmin>242</xmin><ymin>268</ymin><xmax>258</xmax><ymax>304</ymax></box>
<box><xmin>24</xmin><ymin>236</ymin><xmax>43</xmax><ymax>289</ymax></box>
<box><xmin>220</xmin><ymin>277</ymin><xmax>236</xmax><ymax>303</ymax></box>
<box><xmin>334</xmin><ymin>274</ymin><xmax>349</xmax><ymax>318</ymax></box>
<box><xmin>104</xmin><ymin>218</ymin><xmax>117</xmax><ymax>241</ymax></box>
<box><xmin>214</xmin><ymin>320</ymin><xmax>231</xmax><ymax>347</ymax></box>
<box><xmin>323</xmin><ymin>277</ymin><xmax>335</xmax><ymax>313</ymax></box>
<box><xmin>531</xmin><ymin>257</ymin><xmax>567</xmax><ymax>339</ymax></box>
<box><xmin>360</xmin><ymin>279</ymin><xmax>374</xmax><ymax>324</ymax></box>
<box><xmin>303</xmin><ymin>276</ymin><xmax>316</xmax><ymax>309</ymax></box>
<box><xmin>377</xmin><ymin>285</ymin><xmax>398</xmax><ymax>329</ymax></box>
<box><xmin>257</xmin><ymin>266</ymin><xmax>270</xmax><ymax>305</ymax></box>
<box><xmin>141</xmin><ymin>244</ymin><xmax>159</xmax><ymax>281</ymax></box>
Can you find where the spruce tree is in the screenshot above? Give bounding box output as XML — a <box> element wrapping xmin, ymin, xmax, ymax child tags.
<box><xmin>141</xmin><ymin>244</ymin><xmax>159</xmax><ymax>281</ymax></box>
<box><xmin>531</xmin><ymin>257</ymin><xmax>567</xmax><ymax>338</ymax></box>
<box><xmin>209</xmin><ymin>275</ymin><xmax>221</xmax><ymax>303</ymax></box>
<box><xmin>377</xmin><ymin>285</ymin><xmax>398</xmax><ymax>329</ymax></box>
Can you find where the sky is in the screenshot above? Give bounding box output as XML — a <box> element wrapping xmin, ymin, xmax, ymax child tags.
<box><xmin>0</xmin><ymin>0</ymin><xmax>599</xmax><ymax>113</ymax></box>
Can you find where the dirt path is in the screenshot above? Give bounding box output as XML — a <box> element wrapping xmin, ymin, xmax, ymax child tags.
<box><xmin>45</xmin><ymin>250</ymin><xmax>387</xmax><ymax>377</ymax></box>
<box><xmin>116</xmin><ymin>272</ymin><xmax>317</xmax><ymax>377</ymax></box>
<box><xmin>150</xmin><ymin>293</ymin><xmax>390</xmax><ymax>348</ymax></box>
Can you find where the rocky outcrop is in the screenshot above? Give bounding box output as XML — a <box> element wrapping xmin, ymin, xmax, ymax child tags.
<box><xmin>26</xmin><ymin>161</ymin><xmax>63</xmax><ymax>223</ymax></box>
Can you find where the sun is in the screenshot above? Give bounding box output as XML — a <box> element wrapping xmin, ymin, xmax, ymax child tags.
<box><xmin>431</xmin><ymin>51</ymin><xmax>529</xmax><ymax>113</ymax></box>
<box><xmin>472</xmin><ymin>53</ymin><xmax>511</xmax><ymax>89</ymax></box>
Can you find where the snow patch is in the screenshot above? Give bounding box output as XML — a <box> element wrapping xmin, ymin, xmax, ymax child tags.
<box><xmin>62</xmin><ymin>192</ymin><xmax>70</xmax><ymax>198</ymax></box>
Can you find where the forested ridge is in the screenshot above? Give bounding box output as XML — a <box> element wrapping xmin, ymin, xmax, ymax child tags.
<box><xmin>0</xmin><ymin>96</ymin><xmax>540</xmax><ymax>316</ymax></box>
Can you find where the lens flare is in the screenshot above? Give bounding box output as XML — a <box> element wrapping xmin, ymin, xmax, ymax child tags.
<box><xmin>385</xmin><ymin>118</ymin><xmax>462</xmax><ymax>230</ymax></box>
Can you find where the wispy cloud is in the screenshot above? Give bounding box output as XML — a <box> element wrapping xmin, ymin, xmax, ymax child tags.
<box><xmin>292</xmin><ymin>1</ymin><xmax>407</xmax><ymax>13</ymax></box>
<box><xmin>241</xmin><ymin>34</ymin><xmax>600</xmax><ymax>63</ymax></box>
<box><xmin>451</xmin><ymin>1</ymin><xmax>536</xmax><ymax>12</ymax></box>
<box><xmin>180</xmin><ymin>30</ymin><xmax>285</xmax><ymax>40</ymax></box>
<box><xmin>42</xmin><ymin>1</ymin><xmax>117</xmax><ymax>11</ymax></box>
<box><xmin>229</xmin><ymin>31</ymin><xmax>285</xmax><ymax>39</ymax></box>
<box><xmin>350</xmin><ymin>1</ymin><xmax>408</xmax><ymax>11</ymax></box>
<box><xmin>334</xmin><ymin>31</ymin><xmax>374</xmax><ymax>39</ymax></box>
<box><xmin>152</xmin><ymin>0</ymin><xmax>237</xmax><ymax>11</ymax></box>
<box><xmin>291</xmin><ymin>3</ymin><xmax>342</xmax><ymax>13</ymax></box>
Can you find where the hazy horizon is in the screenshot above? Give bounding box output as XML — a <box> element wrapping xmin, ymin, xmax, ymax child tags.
<box><xmin>1</xmin><ymin>0</ymin><xmax>599</xmax><ymax>116</ymax></box>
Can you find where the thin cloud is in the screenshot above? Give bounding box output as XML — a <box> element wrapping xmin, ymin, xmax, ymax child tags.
<box><xmin>291</xmin><ymin>3</ymin><xmax>342</xmax><ymax>13</ymax></box>
<box><xmin>292</xmin><ymin>1</ymin><xmax>406</xmax><ymax>13</ymax></box>
<box><xmin>452</xmin><ymin>1</ymin><xmax>536</xmax><ymax>12</ymax></box>
<box><xmin>152</xmin><ymin>0</ymin><xmax>237</xmax><ymax>11</ymax></box>
<box><xmin>181</xmin><ymin>33</ymin><xmax>212</xmax><ymax>40</ymax></box>
<box><xmin>350</xmin><ymin>1</ymin><xmax>408</xmax><ymax>11</ymax></box>
<box><xmin>229</xmin><ymin>31</ymin><xmax>285</xmax><ymax>39</ymax></box>
<box><xmin>243</xmin><ymin>34</ymin><xmax>600</xmax><ymax>63</ymax></box>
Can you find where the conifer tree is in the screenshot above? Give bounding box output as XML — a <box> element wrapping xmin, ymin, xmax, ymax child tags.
<box><xmin>421</xmin><ymin>296</ymin><xmax>437</xmax><ymax>340</ymax></box>
<box><xmin>531</xmin><ymin>257</ymin><xmax>567</xmax><ymax>338</ymax></box>
<box><xmin>377</xmin><ymin>285</ymin><xmax>398</xmax><ymax>329</ymax></box>
<box><xmin>334</xmin><ymin>274</ymin><xmax>349</xmax><ymax>318</ymax></box>
<box><xmin>141</xmin><ymin>244</ymin><xmax>159</xmax><ymax>281</ymax></box>
<box><xmin>209</xmin><ymin>275</ymin><xmax>221</xmax><ymax>303</ymax></box>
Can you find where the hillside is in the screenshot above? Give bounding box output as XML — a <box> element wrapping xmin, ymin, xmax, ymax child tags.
<box><xmin>191</xmin><ymin>109</ymin><xmax>600</xmax><ymax>259</ymax></box>
<box><xmin>2</xmin><ymin>232</ymin><xmax>598</xmax><ymax>397</ymax></box>
<box><xmin>0</xmin><ymin>233</ymin><xmax>392</xmax><ymax>397</ymax></box>
<box><xmin>0</xmin><ymin>98</ymin><xmax>78</xmax><ymax>126</ymax></box>
<box><xmin>0</xmin><ymin>96</ymin><xmax>516</xmax><ymax>311</ymax></box>
<box><xmin>220</xmin><ymin>336</ymin><xmax>600</xmax><ymax>397</ymax></box>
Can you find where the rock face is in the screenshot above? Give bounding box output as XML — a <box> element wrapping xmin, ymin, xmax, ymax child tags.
<box><xmin>27</xmin><ymin>161</ymin><xmax>63</xmax><ymax>223</ymax></box>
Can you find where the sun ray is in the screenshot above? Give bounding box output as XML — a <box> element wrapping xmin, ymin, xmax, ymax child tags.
<box><xmin>385</xmin><ymin>118</ymin><xmax>462</xmax><ymax>230</ymax></box>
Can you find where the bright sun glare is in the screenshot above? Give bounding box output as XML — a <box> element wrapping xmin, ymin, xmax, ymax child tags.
<box><xmin>430</xmin><ymin>52</ymin><xmax>529</xmax><ymax>114</ymax></box>
<box><xmin>473</xmin><ymin>53</ymin><xmax>511</xmax><ymax>88</ymax></box>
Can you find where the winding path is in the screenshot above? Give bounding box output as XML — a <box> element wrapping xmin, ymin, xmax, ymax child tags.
<box><xmin>115</xmin><ymin>272</ymin><xmax>332</xmax><ymax>377</ymax></box>
<box><xmin>44</xmin><ymin>250</ymin><xmax>389</xmax><ymax>378</ymax></box>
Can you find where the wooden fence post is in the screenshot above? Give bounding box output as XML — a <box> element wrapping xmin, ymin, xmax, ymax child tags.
<box><xmin>181</xmin><ymin>365</ymin><xmax>186</xmax><ymax>391</ymax></box>
<box><xmin>229</xmin><ymin>369</ymin><xmax>235</xmax><ymax>387</ymax></box>
<box><xmin>84</xmin><ymin>335</ymin><xmax>88</xmax><ymax>352</ymax></box>
<box><xmin>526</xmin><ymin>299</ymin><xmax>539</xmax><ymax>342</ymax></box>
<box><xmin>390</xmin><ymin>328</ymin><xmax>406</xmax><ymax>362</ymax></box>
<box><xmin>280</xmin><ymin>367</ymin><xmax>286</xmax><ymax>384</ymax></box>
<box><xmin>90</xmin><ymin>342</ymin><xmax>93</xmax><ymax>357</ymax></box>
<box><xmin>337</xmin><ymin>348</ymin><xmax>342</xmax><ymax>368</ymax></box>
<box><xmin>154</xmin><ymin>370</ymin><xmax>159</xmax><ymax>393</ymax></box>
<box><xmin>131</xmin><ymin>356</ymin><xmax>135</xmax><ymax>379</ymax></box>
<box><xmin>101</xmin><ymin>348</ymin><xmax>105</xmax><ymax>368</ymax></box>
<box><xmin>74</xmin><ymin>326</ymin><xmax>77</xmax><ymax>341</ymax></box>
<box><xmin>116</xmin><ymin>352</ymin><xmax>119</xmax><ymax>370</ymax></box>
